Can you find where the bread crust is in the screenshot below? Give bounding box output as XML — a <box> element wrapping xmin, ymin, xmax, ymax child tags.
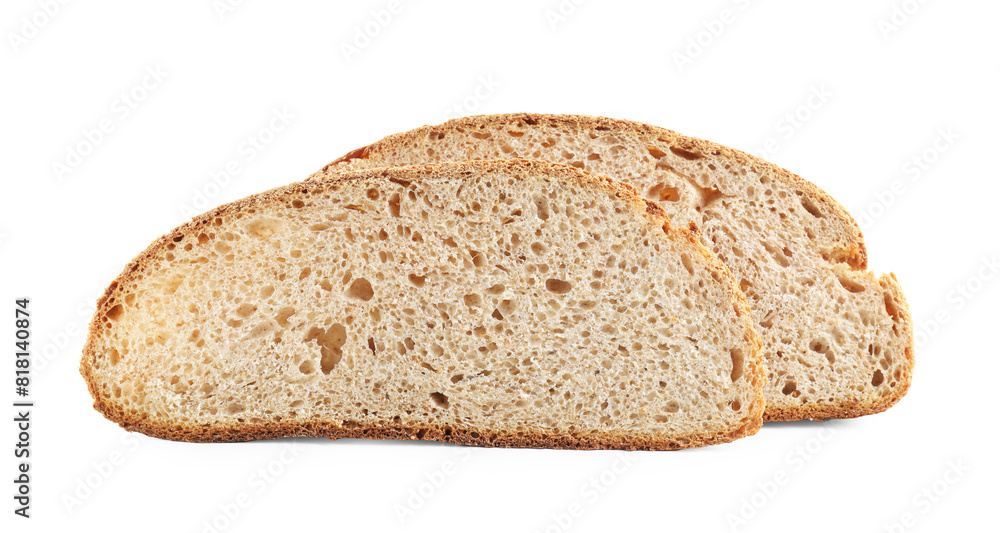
<box><xmin>81</xmin><ymin>159</ymin><xmax>765</xmax><ymax>449</ymax></box>
<box><xmin>320</xmin><ymin>113</ymin><xmax>915</xmax><ymax>422</ymax></box>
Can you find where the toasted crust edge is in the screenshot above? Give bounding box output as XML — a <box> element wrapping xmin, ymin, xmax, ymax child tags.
<box><xmin>321</xmin><ymin>113</ymin><xmax>916</xmax><ymax>422</ymax></box>
<box><xmin>81</xmin><ymin>159</ymin><xmax>765</xmax><ymax>450</ymax></box>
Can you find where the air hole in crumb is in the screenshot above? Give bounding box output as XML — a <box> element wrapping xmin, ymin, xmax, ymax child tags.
<box><xmin>810</xmin><ymin>339</ymin><xmax>836</xmax><ymax>364</ymax></box>
<box><xmin>106</xmin><ymin>304</ymin><xmax>124</xmax><ymax>321</ymax></box>
<box><xmin>244</xmin><ymin>218</ymin><xmax>282</xmax><ymax>238</ymax></box>
<box><xmin>430</xmin><ymin>392</ymin><xmax>449</xmax><ymax>408</ymax></box>
<box><xmin>646</xmin><ymin>146</ymin><xmax>667</xmax><ymax>159</ymax></box>
<box><xmin>160</xmin><ymin>273</ymin><xmax>185</xmax><ymax>294</ymax></box>
<box><xmin>533</xmin><ymin>195</ymin><xmax>550</xmax><ymax>220</ymax></box>
<box><xmin>305</xmin><ymin>323</ymin><xmax>347</xmax><ymax>374</ymax></box>
<box><xmin>730</xmin><ymin>349</ymin><xmax>745</xmax><ymax>381</ymax></box>
<box><xmin>782</xmin><ymin>380</ymin><xmax>797</xmax><ymax>395</ymax></box>
<box><xmin>669</xmin><ymin>145</ymin><xmax>702</xmax><ymax>160</ymax></box>
<box><xmin>680</xmin><ymin>254</ymin><xmax>695</xmax><ymax>275</ymax></box>
<box><xmin>470</xmin><ymin>250</ymin><xmax>486</xmax><ymax>267</ymax></box>
<box><xmin>884</xmin><ymin>293</ymin><xmax>901</xmax><ymax>323</ymax></box>
<box><xmin>275</xmin><ymin>307</ymin><xmax>296</xmax><ymax>327</ymax></box>
<box><xmin>731</xmin><ymin>399</ymin><xmax>742</xmax><ymax>411</ymax></box>
<box><xmin>388</xmin><ymin>193</ymin><xmax>401</xmax><ymax>217</ymax></box>
<box><xmin>801</xmin><ymin>197</ymin><xmax>823</xmax><ymax>218</ymax></box>
<box><xmin>665</xmin><ymin>400</ymin><xmax>680</xmax><ymax>413</ymax></box>
<box><xmin>408</xmin><ymin>274</ymin><xmax>426</xmax><ymax>287</ymax></box>
<box><xmin>545</xmin><ymin>279</ymin><xmax>572</xmax><ymax>294</ymax></box>
<box><xmin>108</xmin><ymin>348</ymin><xmax>120</xmax><ymax>365</ymax></box>
<box><xmin>763</xmin><ymin>242</ymin><xmax>791</xmax><ymax>267</ymax></box>
<box><xmin>838</xmin><ymin>274</ymin><xmax>865</xmax><ymax>293</ymax></box>
<box><xmin>346</xmin><ymin>278</ymin><xmax>374</xmax><ymax>301</ymax></box>
<box><xmin>872</xmin><ymin>370</ymin><xmax>885</xmax><ymax>386</ymax></box>
<box><xmin>648</xmin><ymin>183</ymin><xmax>680</xmax><ymax>202</ymax></box>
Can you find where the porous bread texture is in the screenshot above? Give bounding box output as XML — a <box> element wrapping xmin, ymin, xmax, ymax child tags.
<box><xmin>81</xmin><ymin>159</ymin><xmax>764</xmax><ymax>450</ymax></box>
<box><xmin>318</xmin><ymin>114</ymin><xmax>915</xmax><ymax>421</ymax></box>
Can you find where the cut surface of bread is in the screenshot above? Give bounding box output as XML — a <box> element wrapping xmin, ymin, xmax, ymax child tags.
<box><xmin>317</xmin><ymin>114</ymin><xmax>915</xmax><ymax>421</ymax></box>
<box><xmin>81</xmin><ymin>159</ymin><xmax>764</xmax><ymax>450</ymax></box>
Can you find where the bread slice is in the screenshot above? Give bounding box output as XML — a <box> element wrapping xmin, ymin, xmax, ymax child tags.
<box><xmin>81</xmin><ymin>159</ymin><xmax>764</xmax><ymax>450</ymax></box>
<box><xmin>316</xmin><ymin>114</ymin><xmax>915</xmax><ymax>421</ymax></box>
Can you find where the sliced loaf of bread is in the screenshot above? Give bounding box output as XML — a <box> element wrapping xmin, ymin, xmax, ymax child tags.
<box><xmin>316</xmin><ymin>114</ymin><xmax>915</xmax><ymax>421</ymax></box>
<box><xmin>81</xmin><ymin>159</ymin><xmax>764</xmax><ymax>449</ymax></box>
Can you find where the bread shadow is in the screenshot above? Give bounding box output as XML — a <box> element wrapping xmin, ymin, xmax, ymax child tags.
<box><xmin>762</xmin><ymin>419</ymin><xmax>852</xmax><ymax>431</ymax></box>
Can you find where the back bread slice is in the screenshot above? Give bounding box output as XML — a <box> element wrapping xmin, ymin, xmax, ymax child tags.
<box><xmin>81</xmin><ymin>159</ymin><xmax>764</xmax><ymax>450</ymax></box>
<box><xmin>316</xmin><ymin>114</ymin><xmax>915</xmax><ymax>422</ymax></box>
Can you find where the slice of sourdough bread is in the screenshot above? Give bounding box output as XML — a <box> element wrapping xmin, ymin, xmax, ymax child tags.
<box><xmin>316</xmin><ymin>114</ymin><xmax>915</xmax><ymax>422</ymax></box>
<box><xmin>81</xmin><ymin>159</ymin><xmax>764</xmax><ymax>450</ymax></box>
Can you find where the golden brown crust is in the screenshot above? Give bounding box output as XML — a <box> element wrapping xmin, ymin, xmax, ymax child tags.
<box><xmin>80</xmin><ymin>406</ymin><xmax>760</xmax><ymax>450</ymax></box>
<box><xmin>320</xmin><ymin>113</ymin><xmax>913</xmax><ymax>422</ymax></box>
<box><xmin>81</xmin><ymin>159</ymin><xmax>764</xmax><ymax>449</ymax></box>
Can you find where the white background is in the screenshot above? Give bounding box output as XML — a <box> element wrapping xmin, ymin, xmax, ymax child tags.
<box><xmin>2</xmin><ymin>1</ymin><xmax>997</xmax><ymax>532</ymax></box>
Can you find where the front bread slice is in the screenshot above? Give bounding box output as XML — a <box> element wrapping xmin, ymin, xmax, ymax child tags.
<box><xmin>317</xmin><ymin>114</ymin><xmax>915</xmax><ymax>421</ymax></box>
<box><xmin>81</xmin><ymin>159</ymin><xmax>764</xmax><ymax>450</ymax></box>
